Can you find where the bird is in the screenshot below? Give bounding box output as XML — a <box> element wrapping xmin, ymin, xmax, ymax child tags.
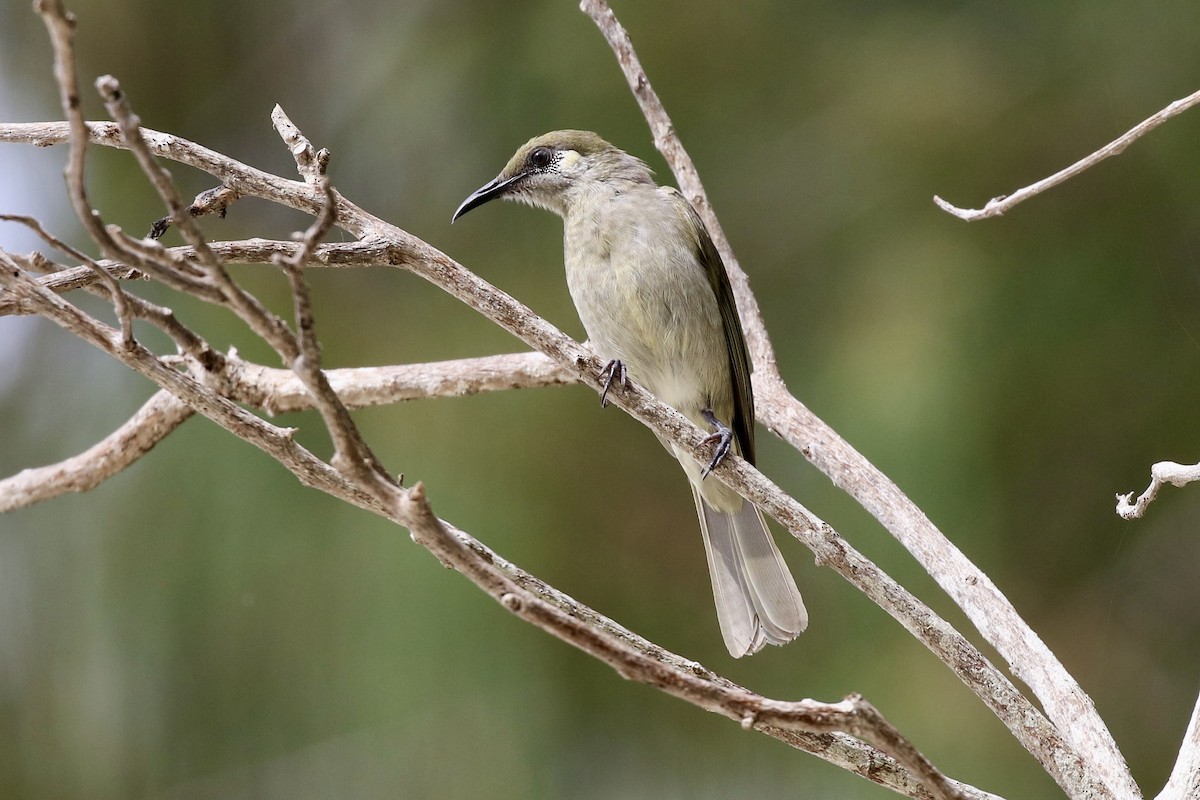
<box><xmin>452</xmin><ymin>130</ymin><xmax>806</xmax><ymax>657</ymax></box>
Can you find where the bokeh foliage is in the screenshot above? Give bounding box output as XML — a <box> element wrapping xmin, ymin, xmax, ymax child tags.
<box><xmin>2</xmin><ymin>1</ymin><xmax>1200</xmax><ymax>798</ymax></box>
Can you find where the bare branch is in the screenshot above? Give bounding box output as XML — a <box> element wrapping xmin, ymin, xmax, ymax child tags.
<box><xmin>1157</xmin><ymin>690</ymin><xmax>1200</xmax><ymax>800</ymax></box>
<box><xmin>0</xmin><ymin>239</ymin><xmax>386</xmax><ymax>316</ymax></box>
<box><xmin>221</xmin><ymin>351</ymin><xmax>573</xmax><ymax>414</ymax></box>
<box><xmin>753</xmin><ymin>694</ymin><xmax>976</xmax><ymax>800</ymax></box>
<box><xmin>34</xmin><ymin>0</ymin><xmax>135</xmax><ymax>345</ymax></box>
<box><xmin>0</xmin><ymin>120</ymin><xmax>380</xmax><ymax>237</ymax></box>
<box><xmin>934</xmin><ymin>88</ymin><xmax>1200</xmax><ymax>221</ymax></box>
<box><xmin>0</xmin><ymin>213</ymin><xmax>120</xmax><ymax>277</ymax></box>
<box><xmin>96</xmin><ymin>75</ymin><xmax>220</xmax><ymax>264</ymax></box>
<box><xmin>0</xmin><ymin>213</ymin><xmax>147</xmax><ymax>311</ymax></box>
<box><xmin>272</xmin><ymin>105</ymin><xmax>331</xmax><ymax>186</ymax></box>
<box><xmin>1116</xmin><ymin>460</ymin><xmax>1200</xmax><ymax>520</ymax></box>
<box><xmin>273</xmin><ymin>167</ymin><xmax>393</xmax><ymax>492</ymax></box>
<box><xmin>0</xmin><ymin>388</ymin><xmax>192</xmax><ymax>512</ymax></box>
<box><xmin>754</xmin><ymin>374</ymin><xmax>1136</xmax><ymax>800</ymax></box>
<box><xmin>102</xmin><ymin>229</ymin><xmax>223</xmax><ymax>300</ymax></box>
<box><xmin>94</xmin><ymin>76</ymin><xmax>302</xmax><ymax>361</ymax></box>
<box><xmin>96</xmin><ymin>73</ymin><xmax>395</xmax><ymax>500</ymax></box>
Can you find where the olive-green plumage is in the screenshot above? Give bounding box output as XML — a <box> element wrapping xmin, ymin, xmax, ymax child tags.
<box><xmin>454</xmin><ymin>130</ymin><xmax>806</xmax><ymax>657</ymax></box>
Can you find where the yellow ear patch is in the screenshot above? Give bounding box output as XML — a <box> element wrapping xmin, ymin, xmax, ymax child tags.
<box><xmin>560</xmin><ymin>149</ymin><xmax>581</xmax><ymax>169</ymax></box>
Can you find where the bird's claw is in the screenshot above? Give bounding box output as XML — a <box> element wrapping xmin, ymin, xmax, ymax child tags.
<box><xmin>699</xmin><ymin>408</ymin><xmax>733</xmax><ymax>479</ymax></box>
<box><xmin>599</xmin><ymin>359</ymin><xmax>627</xmax><ymax>407</ymax></box>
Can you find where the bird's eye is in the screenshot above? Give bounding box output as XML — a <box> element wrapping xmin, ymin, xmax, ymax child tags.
<box><xmin>529</xmin><ymin>147</ymin><xmax>554</xmax><ymax>169</ymax></box>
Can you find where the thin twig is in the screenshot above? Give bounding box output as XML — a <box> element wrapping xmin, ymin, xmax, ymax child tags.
<box><xmin>0</xmin><ymin>120</ymin><xmax>382</xmax><ymax>238</ymax></box>
<box><xmin>0</xmin><ymin>346</ymin><xmax>569</xmax><ymax>511</ymax></box>
<box><xmin>96</xmin><ymin>76</ymin><xmax>214</xmax><ymax>262</ymax></box>
<box><xmin>933</xmin><ymin>88</ymin><xmax>1200</xmax><ymax>221</ymax></box>
<box><xmin>0</xmin><ymin>238</ymin><xmax>387</xmax><ymax>316</ymax></box>
<box><xmin>0</xmin><ymin>388</ymin><xmax>192</xmax><ymax>512</ymax></box>
<box><xmin>275</xmin><ymin>168</ymin><xmax>392</xmax><ymax>491</ymax></box>
<box><xmin>1116</xmin><ymin>461</ymin><xmax>1200</xmax><ymax>520</ymax></box>
<box><xmin>0</xmin><ymin>213</ymin><xmax>147</xmax><ymax>301</ymax></box>
<box><xmin>21</xmin><ymin>8</ymin><xmax>233</xmax><ymax>324</ymax></box>
<box><xmin>94</xmin><ymin>75</ymin><xmax>301</xmax><ymax>359</ymax></box>
<box><xmin>103</xmin><ymin>229</ymin><xmax>222</xmax><ymax>300</ymax></box>
<box><xmin>97</xmin><ymin>74</ymin><xmax>395</xmax><ymax>498</ymax></box>
<box><xmin>0</xmin><ymin>213</ymin><xmax>110</xmax><ymax>275</ymax></box>
<box><xmin>34</xmin><ymin>0</ymin><xmax>135</xmax><ymax>345</ymax></box>
<box><xmin>272</xmin><ymin>105</ymin><xmax>330</xmax><ymax>186</ymax></box>
<box><xmin>0</xmin><ymin>218</ymin><xmax>218</xmax><ymax>364</ymax></box>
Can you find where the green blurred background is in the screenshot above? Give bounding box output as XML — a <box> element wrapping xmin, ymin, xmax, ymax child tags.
<box><xmin>2</xmin><ymin>1</ymin><xmax>1200</xmax><ymax>798</ymax></box>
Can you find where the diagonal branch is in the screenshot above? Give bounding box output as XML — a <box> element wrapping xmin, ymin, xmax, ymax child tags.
<box><xmin>1157</xmin><ymin>689</ymin><xmax>1200</xmax><ymax>800</ymax></box>
<box><xmin>403</xmin><ymin>483</ymin><xmax>979</xmax><ymax>800</ymax></box>
<box><xmin>933</xmin><ymin>88</ymin><xmax>1200</xmax><ymax>221</ymax></box>
<box><xmin>0</xmin><ymin>118</ymin><xmax>384</xmax><ymax>240</ymax></box>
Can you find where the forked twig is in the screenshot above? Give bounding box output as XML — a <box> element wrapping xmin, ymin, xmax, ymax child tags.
<box><xmin>1116</xmin><ymin>461</ymin><xmax>1200</xmax><ymax>520</ymax></box>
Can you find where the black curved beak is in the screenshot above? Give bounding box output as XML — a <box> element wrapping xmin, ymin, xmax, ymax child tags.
<box><xmin>451</xmin><ymin>172</ymin><xmax>525</xmax><ymax>222</ymax></box>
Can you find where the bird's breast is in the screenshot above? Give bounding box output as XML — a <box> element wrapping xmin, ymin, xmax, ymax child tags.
<box><xmin>563</xmin><ymin>193</ymin><xmax>730</xmax><ymax>415</ymax></box>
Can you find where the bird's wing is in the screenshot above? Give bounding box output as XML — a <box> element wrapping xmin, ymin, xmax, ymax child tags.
<box><xmin>667</xmin><ymin>187</ymin><xmax>757</xmax><ymax>465</ymax></box>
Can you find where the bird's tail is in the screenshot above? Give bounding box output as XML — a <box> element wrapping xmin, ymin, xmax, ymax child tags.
<box><xmin>692</xmin><ymin>488</ymin><xmax>807</xmax><ymax>657</ymax></box>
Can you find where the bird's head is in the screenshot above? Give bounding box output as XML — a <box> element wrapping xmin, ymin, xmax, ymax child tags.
<box><xmin>452</xmin><ymin>130</ymin><xmax>652</xmax><ymax>221</ymax></box>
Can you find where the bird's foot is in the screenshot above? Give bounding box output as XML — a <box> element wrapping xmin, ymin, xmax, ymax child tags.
<box><xmin>699</xmin><ymin>408</ymin><xmax>733</xmax><ymax>479</ymax></box>
<box><xmin>599</xmin><ymin>359</ymin><xmax>627</xmax><ymax>407</ymax></box>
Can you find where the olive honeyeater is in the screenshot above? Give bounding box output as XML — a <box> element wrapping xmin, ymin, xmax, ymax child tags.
<box><xmin>453</xmin><ymin>131</ymin><xmax>806</xmax><ymax>657</ymax></box>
